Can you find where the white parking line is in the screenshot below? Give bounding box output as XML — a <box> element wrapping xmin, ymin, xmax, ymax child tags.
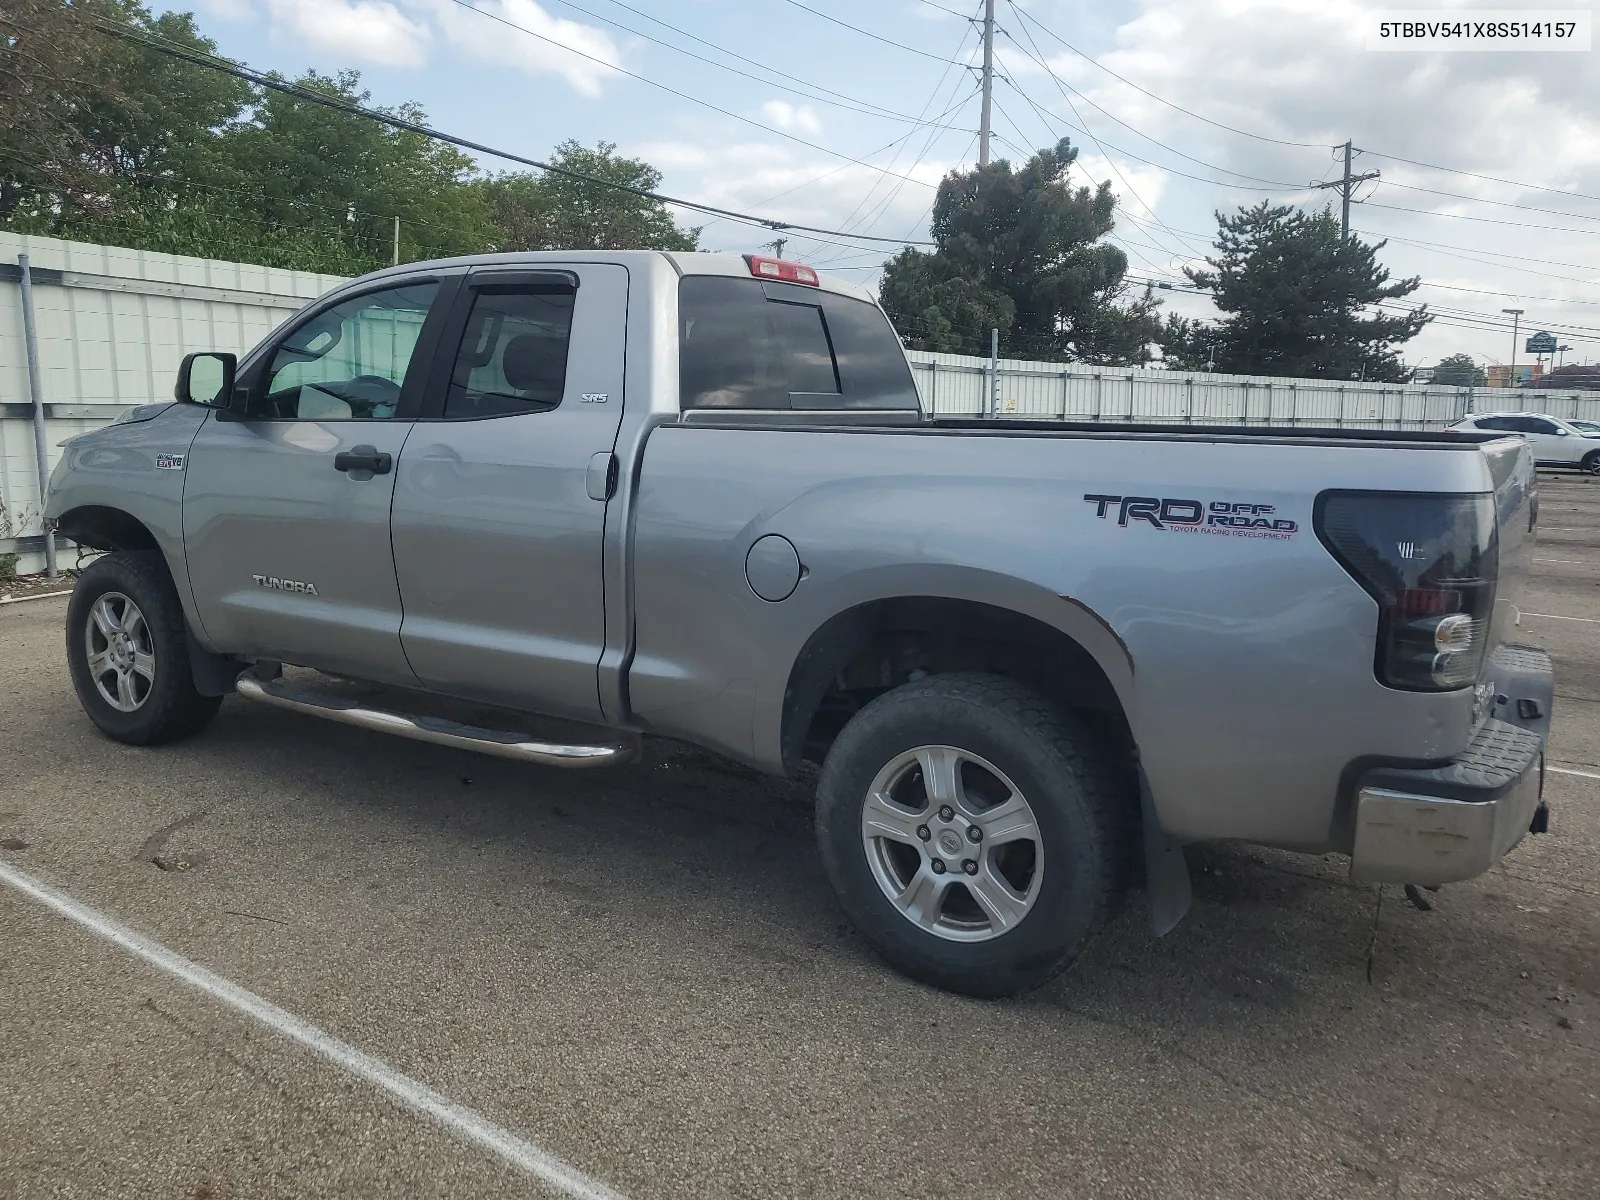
<box><xmin>1536</xmin><ymin>559</ymin><xmax>1590</xmax><ymax>566</ymax></box>
<box><xmin>1550</xmin><ymin>766</ymin><xmax>1600</xmax><ymax>781</ymax></box>
<box><xmin>0</xmin><ymin>590</ymin><xmax>73</xmax><ymax>606</ymax></box>
<box><xmin>0</xmin><ymin>860</ymin><xmax>626</xmax><ymax>1200</ymax></box>
<box><xmin>1523</xmin><ymin>612</ymin><xmax>1600</xmax><ymax>623</ymax></box>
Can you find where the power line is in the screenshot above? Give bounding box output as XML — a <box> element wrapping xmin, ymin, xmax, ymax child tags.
<box><xmin>780</xmin><ymin>0</ymin><xmax>969</xmax><ymax>64</ymax></box>
<box><xmin>997</xmin><ymin>6</ymin><xmax>1321</xmax><ymax>190</ymax></box>
<box><xmin>1009</xmin><ymin>4</ymin><xmax>1600</xmax><ymax>231</ymax></box>
<box><xmin>95</xmin><ymin>20</ymin><xmax>937</xmax><ymax>249</ymax></box>
<box><xmin>1358</xmin><ymin>148</ymin><xmax>1600</xmax><ymax>208</ymax></box>
<box><xmin>1008</xmin><ymin>4</ymin><xmax>1328</xmax><ymax>150</ymax></box>
<box><xmin>435</xmin><ymin>0</ymin><xmax>941</xmax><ymax>189</ymax></box>
<box><xmin>998</xmin><ymin>23</ymin><xmax>1207</xmax><ymax>262</ymax></box>
<box><xmin>808</xmin><ymin>8</ymin><xmax>982</xmax><ymax>262</ymax></box>
<box><xmin>1361</xmin><ymin>199</ymin><xmax>1600</xmax><ymax>238</ymax></box>
<box><xmin>537</xmin><ymin>0</ymin><xmax>970</xmax><ymax>129</ymax></box>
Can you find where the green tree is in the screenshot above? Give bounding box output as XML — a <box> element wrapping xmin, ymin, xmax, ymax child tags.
<box><xmin>877</xmin><ymin>138</ymin><xmax>1161</xmax><ymax>364</ymax></box>
<box><xmin>479</xmin><ymin>141</ymin><xmax>699</xmax><ymax>252</ymax></box>
<box><xmin>1430</xmin><ymin>352</ymin><xmax>1486</xmax><ymax>387</ymax></box>
<box><xmin>1168</xmin><ymin>202</ymin><xmax>1429</xmax><ymax>381</ymax></box>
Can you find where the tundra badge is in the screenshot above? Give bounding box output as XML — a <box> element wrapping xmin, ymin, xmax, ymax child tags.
<box><xmin>252</xmin><ymin>574</ymin><xmax>319</xmax><ymax>596</ymax></box>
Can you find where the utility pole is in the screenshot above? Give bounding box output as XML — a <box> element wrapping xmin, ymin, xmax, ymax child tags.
<box><xmin>1311</xmin><ymin>141</ymin><xmax>1380</xmax><ymax>238</ymax></box>
<box><xmin>764</xmin><ymin>236</ymin><xmax>788</xmax><ymax>259</ymax></box>
<box><xmin>1503</xmin><ymin>308</ymin><xmax>1523</xmax><ymax>386</ymax></box>
<box><xmin>392</xmin><ymin>216</ymin><xmax>400</xmax><ymax>267</ymax></box>
<box><xmin>978</xmin><ymin>0</ymin><xmax>995</xmax><ymax>169</ymax></box>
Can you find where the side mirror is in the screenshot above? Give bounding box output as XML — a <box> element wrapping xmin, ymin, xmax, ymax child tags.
<box><xmin>1557</xmin><ymin>429</ymin><xmax>1569</xmax><ymax>436</ymax></box>
<box><xmin>175</xmin><ymin>352</ymin><xmax>237</xmax><ymax>408</ymax></box>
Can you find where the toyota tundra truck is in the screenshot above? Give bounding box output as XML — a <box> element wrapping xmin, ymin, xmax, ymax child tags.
<box><xmin>43</xmin><ymin>250</ymin><xmax>1554</xmax><ymax>997</ymax></box>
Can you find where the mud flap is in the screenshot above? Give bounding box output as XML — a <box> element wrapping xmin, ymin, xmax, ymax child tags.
<box><xmin>1141</xmin><ymin>767</ymin><xmax>1192</xmax><ymax>936</ymax></box>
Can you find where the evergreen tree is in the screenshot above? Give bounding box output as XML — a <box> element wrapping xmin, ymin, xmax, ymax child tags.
<box><xmin>878</xmin><ymin>138</ymin><xmax>1161</xmax><ymax>364</ymax></box>
<box><xmin>1165</xmin><ymin>202</ymin><xmax>1429</xmax><ymax>381</ymax></box>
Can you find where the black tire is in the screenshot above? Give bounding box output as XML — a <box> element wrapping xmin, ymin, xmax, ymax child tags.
<box><xmin>1582</xmin><ymin>451</ymin><xmax>1600</xmax><ymax>477</ymax></box>
<box><xmin>65</xmin><ymin>550</ymin><xmax>222</xmax><ymax>746</ymax></box>
<box><xmin>815</xmin><ymin>673</ymin><xmax>1131</xmax><ymax>998</ymax></box>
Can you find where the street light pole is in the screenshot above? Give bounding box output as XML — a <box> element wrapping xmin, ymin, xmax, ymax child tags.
<box><xmin>1503</xmin><ymin>308</ymin><xmax>1523</xmax><ymax>387</ymax></box>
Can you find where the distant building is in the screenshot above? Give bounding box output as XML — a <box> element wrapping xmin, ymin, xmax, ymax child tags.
<box><xmin>1526</xmin><ymin>364</ymin><xmax>1600</xmax><ymax>390</ymax></box>
<box><xmin>1485</xmin><ymin>364</ymin><xmax>1514</xmax><ymax>388</ymax></box>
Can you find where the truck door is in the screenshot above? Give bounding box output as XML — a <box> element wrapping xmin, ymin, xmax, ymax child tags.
<box><xmin>182</xmin><ymin>277</ymin><xmax>454</xmax><ymax>684</ymax></box>
<box><xmin>389</xmin><ymin>264</ymin><xmax>628</xmax><ymax>722</ymax></box>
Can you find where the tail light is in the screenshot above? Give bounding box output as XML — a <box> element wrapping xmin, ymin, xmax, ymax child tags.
<box><xmin>1315</xmin><ymin>491</ymin><xmax>1498</xmax><ymax>691</ymax></box>
<box><xmin>745</xmin><ymin>255</ymin><xmax>819</xmax><ymax>286</ymax></box>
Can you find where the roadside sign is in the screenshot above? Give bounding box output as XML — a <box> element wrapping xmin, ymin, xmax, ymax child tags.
<box><xmin>1527</xmin><ymin>331</ymin><xmax>1558</xmax><ymax>354</ymax></box>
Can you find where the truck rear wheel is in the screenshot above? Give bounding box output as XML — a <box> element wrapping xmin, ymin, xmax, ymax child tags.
<box><xmin>66</xmin><ymin>550</ymin><xmax>222</xmax><ymax>746</ymax></box>
<box><xmin>815</xmin><ymin>673</ymin><xmax>1129</xmax><ymax>998</ymax></box>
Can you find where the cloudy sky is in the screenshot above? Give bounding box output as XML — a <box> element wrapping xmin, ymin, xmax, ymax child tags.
<box><xmin>171</xmin><ymin>0</ymin><xmax>1600</xmax><ymax>369</ymax></box>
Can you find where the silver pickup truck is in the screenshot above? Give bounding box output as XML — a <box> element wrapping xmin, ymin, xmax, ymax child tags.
<box><xmin>45</xmin><ymin>250</ymin><xmax>1554</xmax><ymax>997</ymax></box>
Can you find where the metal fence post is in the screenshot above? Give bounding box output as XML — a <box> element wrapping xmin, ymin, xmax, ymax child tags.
<box><xmin>1060</xmin><ymin>369</ymin><xmax>1069</xmax><ymax>420</ymax></box>
<box><xmin>1185</xmin><ymin>375</ymin><xmax>1194</xmax><ymax>423</ymax></box>
<box><xmin>1093</xmin><ymin>374</ymin><xmax>1103</xmax><ymax>422</ymax></box>
<box><xmin>17</xmin><ymin>254</ymin><xmax>57</xmax><ymax>577</ymax></box>
<box><xmin>928</xmin><ymin>361</ymin><xmax>937</xmax><ymax>415</ymax></box>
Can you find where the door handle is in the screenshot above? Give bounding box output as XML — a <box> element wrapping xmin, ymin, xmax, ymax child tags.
<box><xmin>585</xmin><ymin>452</ymin><xmax>618</xmax><ymax>501</ymax></box>
<box><xmin>334</xmin><ymin>445</ymin><xmax>393</xmax><ymax>475</ymax></box>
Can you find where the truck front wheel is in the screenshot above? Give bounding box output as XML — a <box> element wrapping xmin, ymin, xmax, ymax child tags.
<box><xmin>815</xmin><ymin>673</ymin><xmax>1130</xmax><ymax>998</ymax></box>
<box><xmin>66</xmin><ymin>550</ymin><xmax>222</xmax><ymax>746</ymax></box>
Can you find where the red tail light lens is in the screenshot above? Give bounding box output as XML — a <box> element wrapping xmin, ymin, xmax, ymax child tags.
<box><xmin>745</xmin><ymin>255</ymin><xmax>819</xmax><ymax>286</ymax></box>
<box><xmin>1315</xmin><ymin>491</ymin><xmax>1498</xmax><ymax>691</ymax></box>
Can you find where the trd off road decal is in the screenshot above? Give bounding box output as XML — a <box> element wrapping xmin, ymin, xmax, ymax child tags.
<box><xmin>1084</xmin><ymin>494</ymin><xmax>1299</xmax><ymax>540</ymax></box>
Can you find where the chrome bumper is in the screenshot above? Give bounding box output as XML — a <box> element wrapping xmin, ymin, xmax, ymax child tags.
<box><xmin>1350</xmin><ymin>754</ymin><xmax>1544</xmax><ymax>886</ymax></box>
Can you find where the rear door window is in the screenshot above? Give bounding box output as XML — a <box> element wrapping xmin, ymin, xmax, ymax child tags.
<box><xmin>679</xmin><ymin>275</ymin><xmax>917</xmax><ymax>411</ymax></box>
<box><xmin>444</xmin><ymin>286</ymin><xmax>575</xmax><ymax>419</ymax></box>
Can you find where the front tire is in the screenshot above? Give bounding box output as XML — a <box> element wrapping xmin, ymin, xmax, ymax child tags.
<box><xmin>815</xmin><ymin>673</ymin><xmax>1130</xmax><ymax>998</ymax></box>
<box><xmin>66</xmin><ymin>551</ymin><xmax>222</xmax><ymax>745</ymax></box>
<box><xmin>1582</xmin><ymin>450</ymin><xmax>1600</xmax><ymax>476</ymax></box>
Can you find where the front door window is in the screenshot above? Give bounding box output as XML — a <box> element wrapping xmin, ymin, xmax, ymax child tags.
<box><xmin>260</xmin><ymin>283</ymin><xmax>439</xmax><ymax>420</ymax></box>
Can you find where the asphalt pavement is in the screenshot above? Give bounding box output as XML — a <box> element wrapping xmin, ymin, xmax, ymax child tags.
<box><xmin>2</xmin><ymin>475</ymin><xmax>1597</xmax><ymax>1200</ymax></box>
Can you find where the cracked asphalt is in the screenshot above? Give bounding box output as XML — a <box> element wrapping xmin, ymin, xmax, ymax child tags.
<box><xmin>1</xmin><ymin>475</ymin><xmax>1597</xmax><ymax>1200</ymax></box>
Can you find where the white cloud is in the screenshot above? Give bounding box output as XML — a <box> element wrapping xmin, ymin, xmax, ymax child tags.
<box><xmin>263</xmin><ymin>0</ymin><xmax>431</xmax><ymax>67</ymax></box>
<box><xmin>425</xmin><ymin>0</ymin><xmax>622</xmax><ymax>97</ymax></box>
<box><xmin>1034</xmin><ymin>0</ymin><xmax>1600</xmax><ymax>362</ymax></box>
<box><xmin>760</xmin><ymin>101</ymin><xmax>824</xmax><ymax>136</ymax></box>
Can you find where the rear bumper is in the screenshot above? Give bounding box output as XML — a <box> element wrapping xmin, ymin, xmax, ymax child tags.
<box><xmin>1349</xmin><ymin>646</ymin><xmax>1553</xmax><ymax>886</ymax></box>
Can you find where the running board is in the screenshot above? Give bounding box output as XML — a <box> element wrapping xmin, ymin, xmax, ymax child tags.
<box><xmin>234</xmin><ymin>673</ymin><xmax>637</xmax><ymax>768</ymax></box>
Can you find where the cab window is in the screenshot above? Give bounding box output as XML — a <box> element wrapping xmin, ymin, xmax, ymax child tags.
<box><xmin>678</xmin><ymin>275</ymin><xmax>918</xmax><ymax>411</ymax></box>
<box><xmin>260</xmin><ymin>282</ymin><xmax>439</xmax><ymax>420</ymax></box>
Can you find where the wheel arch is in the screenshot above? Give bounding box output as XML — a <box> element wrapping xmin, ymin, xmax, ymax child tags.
<box><xmin>778</xmin><ymin>588</ymin><xmax>1136</xmax><ymax>775</ymax></box>
<box><xmin>52</xmin><ymin>504</ymin><xmax>160</xmax><ymax>553</ymax></box>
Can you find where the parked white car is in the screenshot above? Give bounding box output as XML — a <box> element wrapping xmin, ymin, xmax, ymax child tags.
<box><xmin>1448</xmin><ymin>412</ymin><xmax>1600</xmax><ymax>474</ymax></box>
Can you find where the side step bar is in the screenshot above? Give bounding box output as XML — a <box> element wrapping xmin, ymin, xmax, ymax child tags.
<box><xmin>235</xmin><ymin>673</ymin><xmax>638</xmax><ymax>768</ymax></box>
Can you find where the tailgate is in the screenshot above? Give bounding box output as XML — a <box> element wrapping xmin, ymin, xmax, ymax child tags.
<box><xmin>1483</xmin><ymin>436</ymin><xmax>1537</xmax><ymax>660</ymax></box>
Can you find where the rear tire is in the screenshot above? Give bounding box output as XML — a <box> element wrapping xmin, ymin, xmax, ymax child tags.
<box><xmin>815</xmin><ymin>673</ymin><xmax>1131</xmax><ymax>998</ymax></box>
<box><xmin>66</xmin><ymin>551</ymin><xmax>222</xmax><ymax>746</ymax></box>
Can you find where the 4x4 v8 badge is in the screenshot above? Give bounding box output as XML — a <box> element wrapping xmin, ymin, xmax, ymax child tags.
<box><xmin>1084</xmin><ymin>494</ymin><xmax>1299</xmax><ymax>539</ymax></box>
